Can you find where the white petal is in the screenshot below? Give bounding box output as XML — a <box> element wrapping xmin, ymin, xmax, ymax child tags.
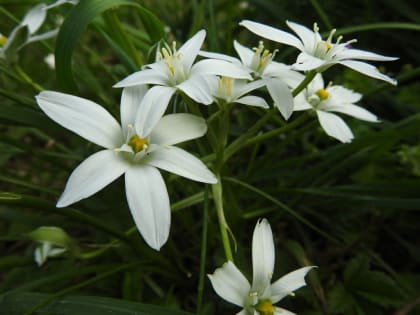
<box><xmin>293</xmin><ymin>52</ymin><xmax>326</xmax><ymax>71</ymax></box>
<box><xmin>235</xmin><ymin>80</ymin><xmax>266</xmax><ymax>99</ymax></box>
<box><xmin>326</xmin><ymin>85</ymin><xmax>362</xmax><ymax>104</ymax></box>
<box><xmin>176</xmin><ymin>76</ymin><xmax>214</xmax><ymax>105</ymax></box>
<box><xmin>337</xmin><ymin>48</ymin><xmax>398</xmax><ymax>62</ymax></box>
<box><xmin>27</xmin><ymin>29</ymin><xmax>59</xmax><ymax>44</ymax></box>
<box><xmin>208</xmin><ymin>261</ymin><xmax>251</xmax><ymax>307</ymax></box>
<box><xmin>21</xmin><ymin>4</ymin><xmax>47</xmax><ymax>34</ymax></box>
<box><xmin>36</xmin><ymin>91</ymin><xmax>123</xmax><ymax>149</ymax></box>
<box><xmin>125</xmin><ymin>166</ymin><xmax>170</xmax><ymax>251</ymax></box>
<box><xmin>233</xmin><ymin>40</ymin><xmax>254</xmax><ymax>66</ymax></box>
<box><xmin>239</xmin><ymin>20</ymin><xmax>302</xmax><ymax>50</ymax></box>
<box><xmin>316</xmin><ymin>111</ymin><xmax>354</xmax><ymax>143</ymax></box>
<box><xmin>266</xmin><ymin>78</ymin><xmax>294</xmax><ymax>120</ymax></box>
<box><xmin>57</xmin><ymin>150</ymin><xmax>128</xmax><ymax>207</ymax></box>
<box><xmin>150</xmin><ymin>113</ymin><xmax>207</xmax><ymax>145</ymax></box>
<box><xmin>338</xmin><ymin>60</ymin><xmax>397</xmax><ymax>85</ymax></box>
<box><xmin>264</xmin><ymin>62</ymin><xmax>304</xmax><ymax>88</ymax></box>
<box><xmin>236</xmin><ymin>96</ymin><xmax>269</xmax><ymax>108</ymax></box>
<box><xmin>121</xmin><ymin>86</ymin><xmax>148</xmax><ymax>136</ymax></box>
<box><xmin>323</xmin><ymin>104</ymin><xmax>379</xmax><ymax>122</ymax></box>
<box><xmin>274</xmin><ymin>307</ymin><xmax>297</xmax><ymax>315</ymax></box>
<box><xmin>271</xmin><ymin>266</ymin><xmax>315</xmax><ymax>303</ymax></box>
<box><xmin>286</xmin><ymin>21</ymin><xmax>316</xmax><ymax>52</ymax></box>
<box><xmin>199</xmin><ymin>50</ymin><xmax>240</xmax><ymax>64</ymax></box>
<box><xmin>251</xmin><ymin>219</ymin><xmax>275</xmax><ymax>296</ymax></box>
<box><xmin>144</xmin><ymin>146</ymin><xmax>217</xmax><ymax>184</ymax></box>
<box><xmin>293</xmin><ymin>93</ymin><xmax>312</xmax><ymax>111</ymax></box>
<box><xmin>135</xmin><ymin>85</ymin><xmax>176</xmax><ymax>137</ymax></box>
<box><xmin>191</xmin><ymin>59</ymin><xmax>252</xmax><ymax>79</ymax></box>
<box><xmin>113</xmin><ymin>69</ymin><xmax>168</xmax><ymax>88</ymax></box>
<box><xmin>178</xmin><ymin>30</ymin><xmax>206</xmax><ymax>71</ymax></box>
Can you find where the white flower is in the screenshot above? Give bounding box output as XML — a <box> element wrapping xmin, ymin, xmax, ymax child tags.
<box><xmin>113</xmin><ymin>30</ymin><xmax>252</xmax><ymax>112</ymax></box>
<box><xmin>209</xmin><ymin>76</ymin><xmax>269</xmax><ymax>108</ymax></box>
<box><xmin>0</xmin><ymin>0</ymin><xmax>76</xmax><ymax>59</ymax></box>
<box><xmin>209</xmin><ymin>219</ymin><xmax>315</xmax><ymax>315</ymax></box>
<box><xmin>34</xmin><ymin>241</ymin><xmax>67</xmax><ymax>266</ymax></box>
<box><xmin>294</xmin><ymin>74</ymin><xmax>379</xmax><ymax>143</ymax></box>
<box><xmin>201</xmin><ymin>41</ymin><xmax>304</xmax><ymax>119</ymax></box>
<box><xmin>239</xmin><ymin>20</ymin><xmax>398</xmax><ymax>85</ymax></box>
<box><xmin>44</xmin><ymin>53</ymin><xmax>55</xmax><ymax>69</ymax></box>
<box><xmin>36</xmin><ymin>87</ymin><xmax>217</xmax><ymax>250</ymax></box>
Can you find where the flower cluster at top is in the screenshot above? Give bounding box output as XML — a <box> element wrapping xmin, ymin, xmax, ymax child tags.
<box><xmin>35</xmin><ymin>18</ymin><xmax>397</xmax><ymax>253</ymax></box>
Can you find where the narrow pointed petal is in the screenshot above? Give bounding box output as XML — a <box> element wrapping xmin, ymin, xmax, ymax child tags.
<box><xmin>239</xmin><ymin>20</ymin><xmax>302</xmax><ymax>50</ymax></box>
<box><xmin>27</xmin><ymin>29</ymin><xmax>59</xmax><ymax>44</ymax></box>
<box><xmin>316</xmin><ymin>111</ymin><xmax>354</xmax><ymax>143</ymax></box>
<box><xmin>36</xmin><ymin>91</ymin><xmax>123</xmax><ymax>149</ymax></box>
<box><xmin>266</xmin><ymin>78</ymin><xmax>294</xmax><ymax>120</ymax></box>
<box><xmin>337</xmin><ymin>48</ymin><xmax>398</xmax><ymax>62</ymax></box>
<box><xmin>293</xmin><ymin>52</ymin><xmax>325</xmax><ymax>71</ymax></box>
<box><xmin>144</xmin><ymin>146</ymin><xmax>217</xmax><ymax>184</ymax></box>
<box><xmin>251</xmin><ymin>219</ymin><xmax>275</xmax><ymax>295</ymax></box>
<box><xmin>208</xmin><ymin>261</ymin><xmax>250</xmax><ymax>307</ymax></box>
<box><xmin>178</xmin><ymin>30</ymin><xmax>206</xmax><ymax>71</ymax></box>
<box><xmin>135</xmin><ymin>85</ymin><xmax>176</xmax><ymax>137</ymax></box>
<box><xmin>199</xmin><ymin>50</ymin><xmax>240</xmax><ymax>64</ymax></box>
<box><xmin>324</xmin><ymin>104</ymin><xmax>378</xmax><ymax>122</ymax></box>
<box><xmin>286</xmin><ymin>21</ymin><xmax>316</xmax><ymax>51</ymax></box>
<box><xmin>271</xmin><ymin>266</ymin><xmax>316</xmax><ymax>303</ymax></box>
<box><xmin>125</xmin><ymin>166</ymin><xmax>170</xmax><ymax>251</ymax></box>
<box><xmin>326</xmin><ymin>86</ymin><xmax>362</xmax><ymax>104</ymax></box>
<box><xmin>233</xmin><ymin>40</ymin><xmax>254</xmax><ymax>66</ymax></box>
<box><xmin>57</xmin><ymin>150</ymin><xmax>128</xmax><ymax>207</ymax></box>
<box><xmin>274</xmin><ymin>307</ymin><xmax>296</xmax><ymax>315</ymax></box>
<box><xmin>339</xmin><ymin>60</ymin><xmax>397</xmax><ymax>85</ymax></box>
<box><xmin>113</xmin><ymin>69</ymin><xmax>168</xmax><ymax>88</ymax></box>
<box><xmin>21</xmin><ymin>4</ymin><xmax>47</xmax><ymax>34</ymax></box>
<box><xmin>150</xmin><ymin>113</ymin><xmax>207</xmax><ymax>145</ymax></box>
<box><xmin>236</xmin><ymin>96</ymin><xmax>269</xmax><ymax>108</ymax></box>
<box><xmin>191</xmin><ymin>59</ymin><xmax>252</xmax><ymax>79</ymax></box>
<box><xmin>121</xmin><ymin>86</ymin><xmax>148</xmax><ymax>136</ymax></box>
<box><xmin>177</xmin><ymin>76</ymin><xmax>214</xmax><ymax>105</ymax></box>
<box><xmin>235</xmin><ymin>80</ymin><xmax>266</xmax><ymax>99</ymax></box>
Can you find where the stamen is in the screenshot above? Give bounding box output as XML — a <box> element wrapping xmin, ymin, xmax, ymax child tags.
<box><xmin>313</xmin><ymin>22</ymin><xmax>319</xmax><ymax>33</ymax></box>
<box><xmin>288</xmin><ymin>292</ymin><xmax>296</xmax><ymax>297</ymax></box>
<box><xmin>218</xmin><ymin>76</ymin><xmax>234</xmax><ymax>98</ymax></box>
<box><xmin>326</xmin><ymin>29</ymin><xmax>337</xmax><ymax>43</ymax></box>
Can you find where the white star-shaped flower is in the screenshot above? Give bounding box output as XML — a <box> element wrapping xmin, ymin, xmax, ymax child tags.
<box><xmin>239</xmin><ymin>20</ymin><xmax>398</xmax><ymax>85</ymax></box>
<box><xmin>113</xmin><ymin>30</ymin><xmax>252</xmax><ymax>113</ymax></box>
<box><xmin>36</xmin><ymin>86</ymin><xmax>217</xmax><ymax>250</ymax></box>
<box><xmin>209</xmin><ymin>219</ymin><xmax>315</xmax><ymax>315</ymax></box>
<box><xmin>200</xmin><ymin>41</ymin><xmax>304</xmax><ymax>119</ymax></box>
<box><xmin>294</xmin><ymin>74</ymin><xmax>379</xmax><ymax>143</ymax></box>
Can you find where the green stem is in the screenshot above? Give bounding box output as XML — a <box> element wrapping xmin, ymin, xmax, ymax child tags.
<box><xmin>292</xmin><ymin>70</ymin><xmax>317</xmax><ymax>97</ymax></box>
<box><xmin>309</xmin><ymin>0</ymin><xmax>333</xmax><ymax>30</ymax></box>
<box><xmin>212</xmin><ymin>175</ymin><xmax>233</xmax><ymax>261</ymax></box>
<box><xmin>23</xmin><ymin>261</ymin><xmax>142</xmax><ymax>315</ymax></box>
<box><xmin>196</xmin><ymin>186</ymin><xmax>209</xmax><ymax>314</ymax></box>
<box><xmin>13</xmin><ymin>64</ymin><xmax>43</xmax><ymax>92</ymax></box>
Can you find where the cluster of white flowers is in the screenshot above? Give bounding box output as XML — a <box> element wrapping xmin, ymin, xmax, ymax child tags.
<box><xmin>27</xmin><ymin>10</ymin><xmax>398</xmax><ymax>313</ymax></box>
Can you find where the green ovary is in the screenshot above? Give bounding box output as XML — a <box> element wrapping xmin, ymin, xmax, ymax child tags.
<box><xmin>255</xmin><ymin>299</ymin><xmax>275</xmax><ymax>315</ymax></box>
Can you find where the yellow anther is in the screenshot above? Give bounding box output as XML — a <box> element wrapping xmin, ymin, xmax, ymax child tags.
<box><xmin>324</xmin><ymin>42</ymin><xmax>332</xmax><ymax>50</ymax></box>
<box><xmin>128</xmin><ymin>135</ymin><xmax>148</xmax><ymax>153</ymax></box>
<box><xmin>255</xmin><ymin>299</ymin><xmax>275</xmax><ymax>315</ymax></box>
<box><xmin>288</xmin><ymin>292</ymin><xmax>296</xmax><ymax>297</ymax></box>
<box><xmin>0</xmin><ymin>35</ymin><xmax>7</xmax><ymax>47</ymax></box>
<box><xmin>316</xmin><ymin>88</ymin><xmax>330</xmax><ymax>101</ymax></box>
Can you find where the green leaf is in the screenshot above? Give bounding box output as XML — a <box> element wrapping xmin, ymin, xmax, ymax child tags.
<box><xmin>56</xmin><ymin>0</ymin><xmax>164</xmax><ymax>92</ymax></box>
<box><xmin>0</xmin><ymin>292</ymin><xmax>194</xmax><ymax>315</ymax></box>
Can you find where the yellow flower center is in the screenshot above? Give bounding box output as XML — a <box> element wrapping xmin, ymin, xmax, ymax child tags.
<box><xmin>255</xmin><ymin>299</ymin><xmax>275</xmax><ymax>315</ymax></box>
<box><xmin>128</xmin><ymin>135</ymin><xmax>148</xmax><ymax>153</ymax></box>
<box><xmin>315</xmin><ymin>88</ymin><xmax>329</xmax><ymax>101</ymax></box>
<box><xmin>252</xmin><ymin>41</ymin><xmax>277</xmax><ymax>75</ymax></box>
<box><xmin>0</xmin><ymin>34</ymin><xmax>7</xmax><ymax>47</ymax></box>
